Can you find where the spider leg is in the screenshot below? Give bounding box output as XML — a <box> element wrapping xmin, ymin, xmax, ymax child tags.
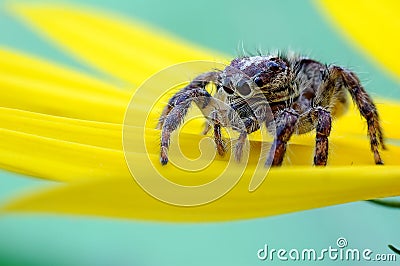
<box><xmin>234</xmin><ymin>131</ymin><xmax>247</xmax><ymax>162</ymax></box>
<box><xmin>157</xmin><ymin>71</ymin><xmax>219</xmax><ymax>129</ymax></box>
<box><xmin>313</xmin><ymin>107</ymin><xmax>332</xmax><ymax>166</ymax></box>
<box><xmin>201</xmin><ymin>122</ymin><xmax>211</xmax><ymax>135</ymax></box>
<box><xmin>295</xmin><ymin>106</ymin><xmax>332</xmax><ymax>166</ymax></box>
<box><xmin>209</xmin><ymin>110</ymin><xmax>226</xmax><ymax>156</ymax></box>
<box><xmin>156</xmin><ymin>93</ymin><xmax>179</xmax><ymax>130</ymax></box>
<box><xmin>230</xmin><ymin>119</ymin><xmax>254</xmax><ymax>162</ymax></box>
<box><xmin>159</xmin><ymin>71</ymin><xmax>219</xmax><ymax>165</ymax></box>
<box><xmin>267</xmin><ymin>108</ymin><xmax>299</xmax><ymax>166</ymax></box>
<box><xmin>230</xmin><ymin>109</ymin><xmax>262</xmax><ymax>162</ymax></box>
<box><xmin>326</xmin><ymin>66</ymin><xmax>385</xmax><ymax>164</ymax></box>
<box><xmin>213</xmin><ymin>123</ymin><xmax>226</xmax><ymax>156</ymax></box>
<box><xmin>200</xmin><ymin>119</ymin><xmax>226</xmax><ymax>156</ymax></box>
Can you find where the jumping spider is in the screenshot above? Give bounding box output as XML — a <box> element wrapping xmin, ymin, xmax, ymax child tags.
<box><xmin>157</xmin><ymin>52</ymin><xmax>385</xmax><ymax>166</ymax></box>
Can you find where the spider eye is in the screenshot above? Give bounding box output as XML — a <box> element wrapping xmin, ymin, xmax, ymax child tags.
<box><xmin>254</xmin><ymin>77</ymin><xmax>263</xmax><ymax>87</ymax></box>
<box><xmin>267</xmin><ymin>61</ymin><xmax>280</xmax><ymax>71</ymax></box>
<box><xmin>221</xmin><ymin>85</ymin><xmax>235</xmax><ymax>94</ymax></box>
<box><xmin>237</xmin><ymin>80</ymin><xmax>252</xmax><ymax>97</ymax></box>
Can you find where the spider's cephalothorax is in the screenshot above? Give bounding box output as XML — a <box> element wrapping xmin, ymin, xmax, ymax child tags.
<box><xmin>156</xmin><ymin>52</ymin><xmax>385</xmax><ymax>166</ymax></box>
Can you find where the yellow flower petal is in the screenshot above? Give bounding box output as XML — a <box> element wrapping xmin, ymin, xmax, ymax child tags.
<box><xmin>1</xmin><ymin>2</ymin><xmax>399</xmax><ymax>222</ymax></box>
<box><xmin>0</xmin><ymin>107</ymin><xmax>122</xmax><ymax>150</ymax></box>
<box><xmin>1</xmin><ymin>103</ymin><xmax>399</xmax><ymax>182</ymax></box>
<box><xmin>0</xmin><ymin>48</ymin><xmax>129</xmax><ymax>123</ymax></box>
<box><xmin>8</xmin><ymin>3</ymin><xmax>227</xmax><ymax>86</ymax></box>
<box><xmin>0</xmin><ymin>125</ymin><xmax>128</xmax><ymax>182</ymax></box>
<box><xmin>332</xmin><ymin>102</ymin><xmax>400</xmax><ymax>140</ymax></box>
<box><xmin>317</xmin><ymin>0</ymin><xmax>400</xmax><ymax>79</ymax></box>
<box><xmin>2</xmin><ymin>165</ymin><xmax>400</xmax><ymax>222</ymax></box>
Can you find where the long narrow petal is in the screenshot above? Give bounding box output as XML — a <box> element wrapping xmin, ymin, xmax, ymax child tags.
<box><xmin>0</xmin><ymin>48</ymin><xmax>129</xmax><ymax>123</ymax></box>
<box><xmin>0</xmin><ymin>128</ymin><xmax>128</xmax><ymax>182</ymax></box>
<box><xmin>0</xmin><ymin>107</ymin><xmax>122</xmax><ymax>150</ymax></box>
<box><xmin>8</xmin><ymin>3</ymin><xmax>227</xmax><ymax>86</ymax></box>
<box><xmin>1</xmin><ymin>104</ymin><xmax>399</xmax><ymax>182</ymax></box>
<box><xmin>317</xmin><ymin>0</ymin><xmax>400</xmax><ymax>79</ymax></box>
<box><xmin>2</xmin><ymin>165</ymin><xmax>400</xmax><ymax>222</ymax></box>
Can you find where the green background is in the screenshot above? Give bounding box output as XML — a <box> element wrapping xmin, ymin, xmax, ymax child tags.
<box><xmin>0</xmin><ymin>0</ymin><xmax>399</xmax><ymax>265</ymax></box>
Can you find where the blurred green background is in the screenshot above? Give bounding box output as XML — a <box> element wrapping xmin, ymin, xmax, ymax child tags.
<box><xmin>0</xmin><ymin>0</ymin><xmax>399</xmax><ymax>265</ymax></box>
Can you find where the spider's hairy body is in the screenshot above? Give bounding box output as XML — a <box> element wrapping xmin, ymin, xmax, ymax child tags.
<box><xmin>157</xmin><ymin>52</ymin><xmax>385</xmax><ymax>166</ymax></box>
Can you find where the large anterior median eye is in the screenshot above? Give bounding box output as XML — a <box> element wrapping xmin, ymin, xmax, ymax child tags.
<box><xmin>237</xmin><ymin>79</ymin><xmax>252</xmax><ymax>97</ymax></box>
<box><xmin>253</xmin><ymin>76</ymin><xmax>263</xmax><ymax>87</ymax></box>
<box><xmin>266</xmin><ymin>60</ymin><xmax>280</xmax><ymax>71</ymax></box>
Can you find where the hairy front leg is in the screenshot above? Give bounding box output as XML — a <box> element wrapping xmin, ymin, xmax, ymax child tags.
<box><xmin>157</xmin><ymin>71</ymin><xmax>219</xmax><ymax>130</ymax></box>
<box><xmin>159</xmin><ymin>71</ymin><xmax>219</xmax><ymax>165</ymax></box>
<box><xmin>160</xmin><ymin>100</ymin><xmax>192</xmax><ymax>165</ymax></box>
